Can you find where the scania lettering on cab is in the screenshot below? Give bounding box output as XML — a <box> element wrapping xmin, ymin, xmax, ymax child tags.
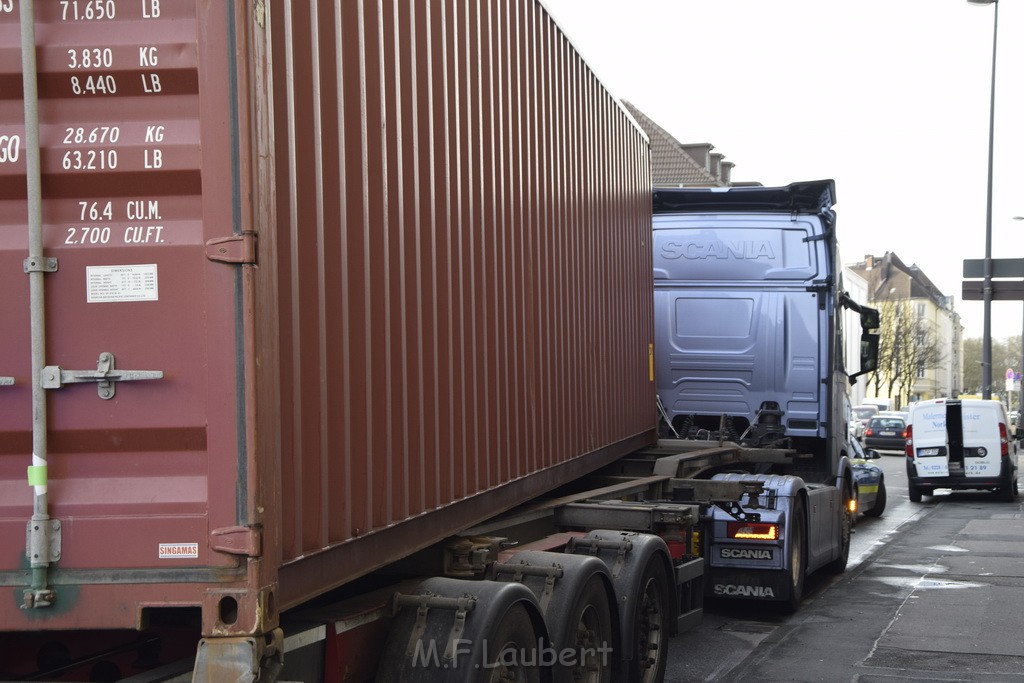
<box><xmin>649</xmin><ymin>180</ymin><xmax>881</xmax><ymax>609</ymax></box>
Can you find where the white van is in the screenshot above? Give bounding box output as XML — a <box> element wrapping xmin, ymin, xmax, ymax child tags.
<box><xmin>905</xmin><ymin>398</ymin><xmax>1021</xmax><ymax>502</ymax></box>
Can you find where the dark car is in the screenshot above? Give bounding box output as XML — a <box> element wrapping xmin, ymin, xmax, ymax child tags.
<box><xmin>863</xmin><ymin>415</ymin><xmax>907</xmax><ymax>452</ymax></box>
<box><xmin>849</xmin><ymin>437</ymin><xmax>886</xmax><ymax>517</ymax></box>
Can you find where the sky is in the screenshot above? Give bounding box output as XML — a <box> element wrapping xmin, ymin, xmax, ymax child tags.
<box><xmin>542</xmin><ymin>0</ymin><xmax>1024</xmax><ymax>342</ymax></box>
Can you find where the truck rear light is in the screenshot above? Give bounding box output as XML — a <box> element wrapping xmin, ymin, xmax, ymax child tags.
<box><xmin>999</xmin><ymin>423</ymin><xmax>1009</xmax><ymax>457</ymax></box>
<box><xmin>905</xmin><ymin>424</ymin><xmax>914</xmax><ymax>458</ymax></box>
<box><xmin>727</xmin><ymin>522</ymin><xmax>778</xmax><ymax>540</ymax></box>
<box><xmin>666</xmin><ymin>540</ymin><xmax>687</xmax><ymax>560</ymax></box>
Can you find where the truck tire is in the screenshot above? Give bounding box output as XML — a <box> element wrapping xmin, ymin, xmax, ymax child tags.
<box><xmin>566</xmin><ymin>531</ymin><xmax>673</xmax><ymax>683</ymax></box>
<box><xmin>377</xmin><ymin>577</ymin><xmax>549</xmax><ymax>682</ymax></box>
<box><xmin>628</xmin><ymin>556</ymin><xmax>670</xmax><ymax>683</ymax></box>
<box><xmin>784</xmin><ymin>496</ymin><xmax>806</xmax><ymax>613</ymax></box>
<box><xmin>863</xmin><ymin>476</ymin><xmax>886</xmax><ymax>517</ymax></box>
<box><xmin>824</xmin><ymin>483</ymin><xmax>852</xmax><ymax>575</ymax></box>
<box><xmin>492</xmin><ymin>552</ymin><xmax>616</xmax><ymax>683</ymax></box>
<box><xmin>478</xmin><ymin>603</ymin><xmax>544</xmax><ymax>683</ymax></box>
<box><xmin>560</xmin><ymin>574</ymin><xmax>614</xmax><ymax>683</ymax></box>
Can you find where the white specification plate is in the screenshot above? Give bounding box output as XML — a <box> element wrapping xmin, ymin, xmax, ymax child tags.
<box><xmin>87</xmin><ymin>264</ymin><xmax>159</xmax><ymax>303</ymax></box>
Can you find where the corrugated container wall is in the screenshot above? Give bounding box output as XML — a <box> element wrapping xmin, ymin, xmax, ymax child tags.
<box><xmin>0</xmin><ymin>0</ymin><xmax>654</xmax><ymax>637</ymax></box>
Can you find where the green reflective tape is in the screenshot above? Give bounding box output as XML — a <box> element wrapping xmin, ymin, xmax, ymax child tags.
<box><xmin>27</xmin><ymin>465</ymin><xmax>47</xmax><ymax>487</ymax></box>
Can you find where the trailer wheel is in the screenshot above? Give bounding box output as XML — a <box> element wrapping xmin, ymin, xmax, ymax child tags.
<box><xmin>561</xmin><ymin>575</ymin><xmax>614</xmax><ymax>683</ymax></box>
<box><xmin>479</xmin><ymin>603</ymin><xmax>543</xmax><ymax>683</ymax></box>
<box><xmin>566</xmin><ymin>532</ymin><xmax>673</xmax><ymax>683</ymax></box>
<box><xmin>784</xmin><ymin>496</ymin><xmax>806</xmax><ymax>613</ymax></box>
<box><xmin>492</xmin><ymin>551</ymin><xmax>616</xmax><ymax>683</ymax></box>
<box><xmin>377</xmin><ymin>577</ymin><xmax>549</xmax><ymax>683</ymax></box>
<box><xmin>629</xmin><ymin>557</ymin><xmax>670</xmax><ymax>683</ymax></box>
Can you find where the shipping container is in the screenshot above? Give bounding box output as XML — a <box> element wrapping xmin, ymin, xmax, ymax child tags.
<box><xmin>0</xmin><ymin>0</ymin><xmax>654</xmax><ymax>678</ymax></box>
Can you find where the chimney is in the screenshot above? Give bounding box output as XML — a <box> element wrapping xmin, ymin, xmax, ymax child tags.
<box><xmin>865</xmin><ymin>255</ymin><xmax>875</xmax><ymax>269</ymax></box>
<box><xmin>680</xmin><ymin>143</ymin><xmax>714</xmax><ymax>171</ymax></box>
<box><xmin>710</xmin><ymin>152</ymin><xmax>723</xmax><ymax>181</ymax></box>
<box><xmin>721</xmin><ymin>161</ymin><xmax>734</xmax><ymax>186</ymax></box>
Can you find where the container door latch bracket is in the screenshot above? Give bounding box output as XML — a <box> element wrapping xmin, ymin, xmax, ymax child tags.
<box><xmin>42</xmin><ymin>352</ymin><xmax>163</xmax><ymax>400</ymax></box>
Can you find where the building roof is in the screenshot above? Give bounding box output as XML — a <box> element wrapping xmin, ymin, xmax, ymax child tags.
<box><xmin>622</xmin><ymin>101</ymin><xmax>725</xmax><ymax>187</ymax></box>
<box><xmin>848</xmin><ymin>252</ymin><xmax>954</xmax><ymax>311</ymax></box>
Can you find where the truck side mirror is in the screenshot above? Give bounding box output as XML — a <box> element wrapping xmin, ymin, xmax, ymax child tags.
<box><xmin>849</xmin><ymin>332</ymin><xmax>879</xmax><ymax>382</ymax></box>
<box><xmin>861</xmin><ymin>308</ymin><xmax>880</xmax><ymax>330</ymax></box>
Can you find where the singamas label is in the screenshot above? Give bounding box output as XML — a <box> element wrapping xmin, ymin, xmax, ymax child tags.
<box><xmin>159</xmin><ymin>543</ymin><xmax>199</xmax><ymax>559</ymax></box>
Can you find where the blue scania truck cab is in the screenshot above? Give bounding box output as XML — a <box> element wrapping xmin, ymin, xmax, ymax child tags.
<box><xmin>651</xmin><ymin>180</ymin><xmax>880</xmax><ymax>608</ymax></box>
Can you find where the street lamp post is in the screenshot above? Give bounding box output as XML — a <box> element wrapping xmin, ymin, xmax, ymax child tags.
<box><xmin>972</xmin><ymin>0</ymin><xmax>1000</xmax><ymax>398</ymax></box>
<box><xmin>1015</xmin><ymin>216</ymin><xmax>1024</xmax><ymax>417</ymax></box>
<box><xmin>968</xmin><ymin>0</ymin><xmax>998</xmax><ymax>399</ymax></box>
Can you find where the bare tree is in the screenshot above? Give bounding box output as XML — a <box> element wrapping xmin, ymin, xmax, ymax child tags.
<box><xmin>894</xmin><ymin>317</ymin><xmax>945</xmax><ymax>405</ymax></box>
<box><xmin>881</xmin><ymin>301</ymin><xmax>915</xmax><ymax>406</ymax></box>
<box><xmin>869</xmin><ymin>299</ymin><xmax>901</xmax><ymax>400</ymax></box>
<box><xmin>868</xmin><ymin>300</ymin><xmax>945</xmax><ymax>408</ymax></box>
<box><xmin>958</xmin><ymin>336</ymin><xmax>1015</xmax><ymax>397</ymax></box>
<box><xmin>963</xmin><ymin>337</ymin><xmax>982</xmax><ymax>394</ymax></box>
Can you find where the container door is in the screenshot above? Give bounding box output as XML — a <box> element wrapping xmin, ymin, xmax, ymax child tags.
<box><xmin>1</xmin><ymin>1</ymin><xmax>248</xmax><ymax>629</ymax></box>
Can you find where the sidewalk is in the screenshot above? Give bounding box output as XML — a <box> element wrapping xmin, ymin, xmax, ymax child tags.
<box><xmin>721</xmin><ymin>489</ymin><xmax>1024</xmax><ymax>682</ymax></box>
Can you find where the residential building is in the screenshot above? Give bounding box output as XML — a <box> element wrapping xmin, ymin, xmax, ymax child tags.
<box><xmin>847</xmin><ymin>253</ymin><xmax>964</xmax><ymax>405</ymax></box>
<box><xmin>621</xmin><ymin>101</ymin><xmax>746</xmax><ymax>187</ymax></box>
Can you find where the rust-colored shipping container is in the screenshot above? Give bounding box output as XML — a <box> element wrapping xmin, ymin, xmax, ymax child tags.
<box><xmin>0</xmin><ymin>0</ymin><xmax>653</xmax><ymax>674</ymax></box>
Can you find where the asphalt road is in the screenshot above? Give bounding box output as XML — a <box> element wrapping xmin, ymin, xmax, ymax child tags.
<box><xmin>664</xmin><ymin>448</ymin><xmax>1024</xmax><ymax>682</ymax></box>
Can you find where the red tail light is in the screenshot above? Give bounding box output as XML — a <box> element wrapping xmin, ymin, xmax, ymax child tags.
<box><xmin>999</xmin><ymin>423</ymin><xmax>1009</xmax><ymax>457</ymax></box>
<box><xmin>726</xmin><ymin>521</ymin><xmax>779</xmax><ymax>540</ymax></box>
<box><xmin>865</xmin><ymin>428</ymin><xmax>874</xmax><ymax>437</ymax></box>
<box><xmin>905</xmin><ymin>424</ymin><xmax>914</xmax><ymax>458</ymax></box>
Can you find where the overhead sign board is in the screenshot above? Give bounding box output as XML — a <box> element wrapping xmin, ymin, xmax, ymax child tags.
<box><xmin>961</xmin><ymin>280</ymin><xmax>1024</xmax><ymax>301</ymax></box>
<box><xmin>962</xmin><ymin>258</ymin><xmax>1024</xmax><ymax>279</ymax></box>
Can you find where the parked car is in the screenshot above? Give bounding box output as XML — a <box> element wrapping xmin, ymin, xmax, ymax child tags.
<box><xmin>905</xmin><ymin>398</ymin><xmax>1021</xmax><ymax>503</ymax></box>
<box><xmin>863</xmin><ymin>415</ymin><xmax>908</xmax><ymax>452</ymax></box>
<box><xmin>849</xmin><ymin>437</ymin><xmax>886</xmax><ymax>517</ymax></box>
<box><xmin>852</xmin><ymin>405</ymin><xmax>878</xmax><ymax>440</ymax></box>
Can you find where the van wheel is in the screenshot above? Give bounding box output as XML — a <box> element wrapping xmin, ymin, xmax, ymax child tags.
<box><xmin>999</xmin><ymin>476</ymin><xmax>1018</xmax><ymax>502</ymax></box>
<box><xmin>908</xmin><ymin>483</ymin><xmax>922</xmax><ymax>503</ymax></box>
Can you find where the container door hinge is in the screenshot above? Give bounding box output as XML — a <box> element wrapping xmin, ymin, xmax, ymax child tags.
<box><xmin>25</xmin><ymin>518</ymin><xmax>62</xmax><ymax>565</ymax></box>
<box><xmin>23</xmin><ymin>256</ymin><xmax>58</xmax><ymax>273</ymax></box>
<box><xmin>42</xmin><ymin>352</ymin><xmax>163</xmax><ymax>400</ymax></box>
<box><xmin>211</xmin><ymin>526</ymin><xmax>262</xmax><ymax>557</ymax></box>
<box><xmin>206</xmin><ymin>233</ymin><xmax>257</xmax><ymax>264</ymax></box>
